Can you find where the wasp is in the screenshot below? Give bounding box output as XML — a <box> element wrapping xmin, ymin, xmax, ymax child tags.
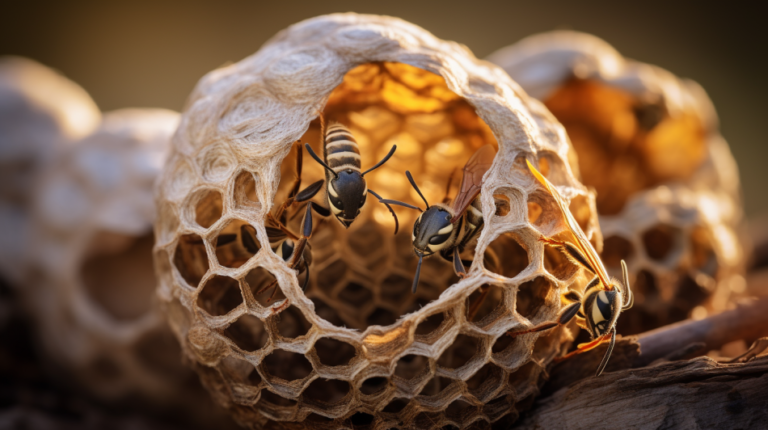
<box><xmin>296</xmin><ymin>116</ymin><xmax>400</xmax><ymax>231</ymax></box>
<box><xmin>381</xmin><ymin>144</ymin><xmax>497</xmax><ymax>293</ymax></box>
<box><xmin>217</xmin><ymin>143</ymin><xmax>324</xmax><ymax>305</ymax></box>
<box><xmin>506</xmin><ymin>160</ymin><xmax>634</xmax><ymax>377</ymax></box>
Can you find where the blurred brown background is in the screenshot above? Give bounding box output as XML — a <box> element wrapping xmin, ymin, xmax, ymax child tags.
<box><xmin>2</xmin><ymin>0</ymin><xmax>765</xmax><ymax>218</ymax></box>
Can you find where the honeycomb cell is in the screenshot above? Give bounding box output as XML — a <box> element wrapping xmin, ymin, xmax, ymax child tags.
<box><xmin>445</xmin><ymin>399</ymin><xmax>474</xmax><ymax>424</ymax></box>
<box><xmin>275</xmin><ymin>306</ymin><xmax>311</xmax><ymax>339</ymax></box>
<box><xmin>602</xmin><ymin>235</ymin><xmax>635</xmax><ymax>268</ymax></box>
<box><xmin>196</xmin><ymin>275</ymin><xmax>243</xmax><ymax>317</ymax></box>
<box><xmin>466</xmin><ymin>363</ymin><xmax>504</xmax><ymax>402</ymax></box>
<box><xmin>382</xmin><ymin>398</ymin><xmax>409</xmax><ymax>413</ymax></box>
<box><xmin>415</xmin><ymin>311</ymin><xmax>446</xmax><ymax>338</ymax></box>
<box><xmin>173</xmin><ymin>233</ymin><xmax>209</xmax><ymax>288</ymax></box>
<box><xmin>484</xmin><ymin>232</ymin><xmax>528</xmax><ymax>278</ymax></box>
<box><xmin>348</xmin><ymin>412</ymin><xmax>375</xmax><ymax>427</ymax></box>
<box><xmin>493</xmin><ymin>194</ymin><xmax>511</xmax><ymax>217</ymax></box>
<box><xmin>244</xmin><ymin>267</ymin><xmax>285</xmax><ymax>307</ymax></box>
<box><xmin>437</xmin><ymin>334</ymin><xmax>481</xmax><ymax>370</ymax></box>
<box><xmin>339</xmin><ymin>282</ymin><xmax>374</xmax><ymax>308</ymax></box>
<box><xmin>193</xmin><ymin>189</ymin><xmax>223</xmax><ymax>229</ymax></box>
<box><xmin>263</xmin><ymin>349</ymin><xmax>313</xmax><ymax>382</ymax></box>
<box><xmin>527</xmin><ymin>201</ymin><xmax>543</xmax><ymax>224</ymax></box>
<box><xmin>81</xmin><ymin>233</ymin><xmax>156</xmax><ymax>321</ymax></box>
<box><xmin>642</xmin><ymin>224</ymin><xmax>678</xmax><ymax>262</ymax></box>
<box><xmin>314</xmin><ymin>337</ymin><xmax>357</xmax><ymax>367</ymax></box>
<box><xmin>316</xmin><ymin>259</ymin><xmax>348</xmax><ymax>295</ymax></box>
<box><xmin>491</xmin><ymin>334</ymin><xmax>515</xmax><ymax>355</ymax></box>
<box><xmin>233</xmin><ymin>170</ymin><xmax>261</xmax><ymax>211</ymax></box>
<box><xmin>515</xmin><ymin>277</ymin><xmax>553</xmax><ymax>320</ymax></box>
<box><xmin>394</xmin><ymin>354</ymin><xmax>430</xmax><ymax>380</ymax></box>
<box><xmin>418</xmin><ymin>375</ymin><xmax>455</xmax><ymax>397</ymax></box>
<box><xmin>303</xmin><ymin>378</ymin><xmax>351</xmax><ymax>406</ymax></box>
<box><xmin>466</xmin><ymin>284</ymin><xmax>507</xmax><ymax>329</ymax></box>
<box><xmin>214</xmin><ymin>219</ymin><xmax>259</xmax><ymax>268</ymax></box>
<box><xmin>380</xmin><ymin>273</ymin><xmax>412</xmax><ymax>308</ymax></box>
<box><xmin>359</xmin><ymin>377</ymin><xmax>389</xmax><ymax>395</ymax></box>
<box><xmin>366</xmin><ymin>307</ymin><xmax>398</xmax><ymax>327</ymax></box>
<box><xmin>223</xmin><ymin>315</ymin><xmax>267</xmax><ymax>352</ymax></box>
<box><xmin>261</xmin><ymin>389</ymin><xmax>297</xmax><ymax>407</ymax></box>
<box><xmin>347</xmin><ymin>221</ymin><xmax>385</xmax><ymax>259</ymax></box>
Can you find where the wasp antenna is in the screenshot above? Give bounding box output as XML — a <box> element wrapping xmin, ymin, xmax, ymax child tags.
<box><xmin>368</xmin><ymin>189</ymin><xmax>400</xmax><ymax>234</ymax></box>
<box><xmin>377</xmin><ymin>198</ymin><xmax>422</xmax><ymax>212</ymax></box>
<box><xmin>405</xmin><ymin>171</ymin><xmax>429</xmax><ymax>209</ymax></box>
<box><xmin>595</xmin><ymin>329</ymin><xmax>616</xmax><ymax>377</ymax></box>
<box><xmin>621</xmin><ymin>260</ymin><xmax>634</xmax><ymax>310</ymax></box>
<box><xmin>304</xmin><ymin>143</ymin><xmax>338</xmax><ymax>178</ymax></box>
<box><xmin>412</xmin><ymin>252</ymin><xmax>424</xmax><ymax>294</ymax></box>
<box><xmin>362</xmin><ymin>145</ymin><xmax>397</xmax><ymax>176</ymax></box>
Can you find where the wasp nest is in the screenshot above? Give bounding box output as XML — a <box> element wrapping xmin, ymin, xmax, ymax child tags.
<box><xmin>155</xmin><ymin>14</ymin><xmax>599</xmax><ymax>429</ymax></box>
<box><xmin>488</xmin><ymin>31</ymin><xmax>744</xmax><ymax>334</ymax></box>
<box><xmin>24</xmin><ymin>108</ymin><xmax>198</xmax><ymax>404</ymax></box>
<box><xmin>0</xmin><ymin>57</ymin><xmax>100</xmax><ymax>285</ymax></box>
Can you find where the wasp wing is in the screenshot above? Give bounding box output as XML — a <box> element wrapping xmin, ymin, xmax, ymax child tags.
<box><xmin>526</xmin><ymin>159</ymin><xmax>611</xmax><ymax>289</ymax></box>
<box><xmin>450</xmin><ymin>144</ymin><xmax>496</xmax><ymax>223</ymax></box>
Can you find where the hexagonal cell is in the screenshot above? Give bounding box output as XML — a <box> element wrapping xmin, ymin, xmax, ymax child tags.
<box><xmin>359</xmin><ymin>377</ymin><xmax>389</xmax><ymax>396</ymax></box>
<box><xmin>196</xmin><ymin>275</ymin><xmax>243</xmax><ymax>316</ymax></box>
<box><xmin>567</xmin><ymin>194</ymin><xmax>592</xmax><ymax>233</ymax></box>
<box><xmin>233</xmin><ymin>170</ymin><xmax>261</xmax><ymax>211</ymax></box>
<box><xmin>173</xmin><ymin>233</ymin><xmax>208</xmax><ymax>286</ymax></box>
<box><xmin>690</xmin><ymin>226</ymin><xmax>718</xmax><ymax>276</ymax></box>
<box><xmin>347</xmin><ymin>221</ymin><xmax>385</xmax><ymax>259</ymax></box>
<box><xmin>465</xmin><ymin>284</ymin><xmax>507</xmax><ymax>328</ymax></box>
<box><xmin>193</xmin><ymin>189</ymin><xmax>223</xmax><ymax>229</ymax></box>
<box><xmin>466</xmin><ymin>363</ymin><xmax>504</xmax><ymax>402</ymax></box>
<box><xmin>310</xmin><ymin>297</ymin><xmax>346</xmax><ymax>328</ymax></box>
<box><xmin>437</xmin><ymin>334</ymin><xmax>481</xmax><ymax>371</ymax></box>
<box><xmin>515</xmin><ymin>277</ymin><xmax>554</xmax><ymax>320</ymax></box>
<box><xmin>414</xmin><ymin>411</ymin><xmax>444</xmax><ymax>429</ymax></box>
<box><xmin>347</xmin><ymin>412</ymin><xmax>375</xmax><ymax>427</ymax></box>
<box><xmin>302</xmin><ymin>378</ymin><xmax>351</xmax><ymax>406</ymax></box>
<box><xmin>275</xmin><ymin>306</ymin><xmax>311</xmax><ymax>339</ymax></box>
<box><xmin>262</xmin><ymin>349</ymin><xmax>313</xmax><ymax>382</ymax></box>
<box><xmin>543</xmin><ymin>245</ymin><xmax>579</xmax><ymax>281</ymax></box>
<box><xmin>313</xmin><ymin>337</ymin><xmax>357</xmax><ymax>367</ymax></box>
<box><xmin>338</xmin><ymin>282</ymin><xmax>374</xmax><ymax>308</ymax></box>
<box><xmin>394</xmin><ymin>354</ymin><xmax>430</xmax><ymax>380</ymax></box>
<box><xmin>506</xmin><ymin>361</ymin><xmax>539</xmax><ymax>390</ymax></box>
<box><xmin>223</xmin><ymin>314</ymin><xmax>267</xmax><ymax>352</ymax></box>
<box><xmin>485</xmin><ymin>395</ymin><xmax>515</xmax><ymax>426</ymax></box>
<box><xmin>445</xmin><ymin>399</ymin><xmax>475</xmax><ymax>425</ymax></box>
<box><xmin>484</xmin><ymin>232</ymin><xmax>528</xmax><ymax>279</ymax></box>
<box><xmin>493</xmin><ymin>193</ymin><xmax>510</xmax><ymax>217</ymax></box>
<box><xmin>380</xmin><ymin>273</ymin><xmax>412</xmax><ymax>308</ymax></box>
<box><xmin>244</xmin><ymin>267</ymin><xmax>285</xmax><ymax>307</ymax></box>
<box><xmin>260</xmin><ymin>389</ymin><xmax>297</xmax><ymax>407</ymax></box>
<box><xmin>414</xmin><ymin>311</ymin><xmax>452</xmax><ymax>347</ymax></box>
<box><xmin>366</xmin><ymin>307</ymin><xmax>398</xmax><ymax>328</ymax></box>
<box><xmin>81</xmin><ymin>233</ymin><xmax>156</xmax><ymax>321</ymax></box>
<box><xmin>527</xmin><ymin>201</ymin><xmax>543</xmax><ymax>224</ymax></box>
<box><xmin>215</xmin><ymin>219</ymin><xmax>260</xmax><ymax>268</ymax></box>
<box><xmin>418</xmin><ymin>375</ymin><xmax>454</xmax><ymax>397</ymax></box>
<box><xmin>316</xmin><ymin>259</ymin><xmax>348</xmax><ymax>294</ymax></box>
<box><xmin>602</xmin><ymin>235</ymin><xmax>635</xmax><ymax>268</ymax></box>
<box><xmin>219</xmin><ymin>356</ymin><xmax>262</xmax><ymax>386</ymax></box>
<box><xmin>642</xmin><ymin>224</ymin><xmax>678</xmax><ymax>262</ymax></box>
<box><xmin>491</xmin><ymin>333</ymin><xmax>515</xmax><ymax>356</ymax></box>
<box><xmin>382</xmin><ymin>398</ymin><xmax>409</xmax><ymax>413</ymax></box>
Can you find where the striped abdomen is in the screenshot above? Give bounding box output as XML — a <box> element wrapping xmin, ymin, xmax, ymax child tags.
<box><xmin>324</xmin><ymin>123</ymin><xmax>361</xmax><ymax>174</ymax></box>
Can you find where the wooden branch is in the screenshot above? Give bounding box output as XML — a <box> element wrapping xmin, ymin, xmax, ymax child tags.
<box><xmin>518</xmin><ymin>356</ymin><xmax>768</xmax><ymax>429</ymax></box>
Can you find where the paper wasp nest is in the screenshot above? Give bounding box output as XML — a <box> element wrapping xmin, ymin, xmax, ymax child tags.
<box><xmin>488</xmin><ymin>31</ymin><xmax>744</xmax><ymax>334</ymax></box>
<box><xmin>0</xmin><ymin>57</ymin><xmax>100</xmax><ymax>285</ymax></box>
<box><xmin>155</xmin><ymin>14</ymin><xmax>600</xmax><ymax>429</ymax></box>
<box><xmin>24</xmin><ymin>108</ymin><xmax>195</xmax><ymax>403</ymax></box>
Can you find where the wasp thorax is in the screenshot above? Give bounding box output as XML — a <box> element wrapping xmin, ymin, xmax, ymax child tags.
<box><xmin>412</xmin><ymin>206</ymin><xmax>455</xmax><ymax>255</ymax></box>
<box><xmin>327</xmin><ymin>170</ymin><xmax>367</xmax><ymax>228</ymax></box>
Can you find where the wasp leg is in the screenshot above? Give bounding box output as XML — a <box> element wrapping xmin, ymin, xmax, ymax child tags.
<box><xmin>539</xmin><ymin>236</ymin><xmax>596</xmax><ymax>275</ymax></box>
<box><xmin>466</xmin><ymin>285</ymin><xmax>490</xmax><ymax>322</ymax></box>
<box><xmin>507</xmin><ymin>301</ymin><xmax>581</xmax><ymax>337</ymax></box>
<box><xmin>271</xmin><ymin>299</ymin><xmax>290</xmax><ymax>314</ymax></box>
<box><xmin>301</xmin><ymin>263</ymin><xmax>310</xmax><ymax>291</ymax></box>
<box><xmin>286</xmin><ymin>203</ymin><xmax>313</xmax><ymax>269</ymax></box>
<box><xmin>452</xmin><ymin>247</ymin><xmax>467</xmax><ymax>278</ymax></box>
<box><xmin>554</xmin><ymin>331</ymin><xmax>614</xmax><ymax>363</ymax></box>
<box><xmin>595</xmin><ymin>328</ymin><xmax>617</xmax><ymax>376</ymax></box>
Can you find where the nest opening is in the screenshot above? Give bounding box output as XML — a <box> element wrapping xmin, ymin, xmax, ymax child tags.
<box><xmin>223</xmin><ymin>314</ymin><xmax>267</xmax><ymax>352</ymax></box>
<box><xmin>262</xmin><ymin>349</ymin><xmax>313</xmax><ymax>382</ymax></box>
<box><xmin>197</xmin><ymin>274</ymin><xmax>243</xmax><ymax>317</ymax></box>
<box><xmin>81</xmin><ymin>232</ymin><xmax>156</xmax><ymax>321</ymax></box>
<box><xmin>483</xmin><ymin>231</ymin><xmax>528</xmax><ymax>279</ymax></box>
<box><xmin>543</xmin><ymin>78</ymin><xmax>706</xmax><ymax>215</ymax></box>
<box><xmin>642</xmin><ymin>223</ymin><xmax>680</xmax><ymax>263</ymax></box>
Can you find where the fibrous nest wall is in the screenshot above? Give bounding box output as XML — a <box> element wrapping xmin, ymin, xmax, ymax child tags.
<box><xmin>155</xmin><ymin>14</ymin><xmax>600</xmax><ymax>429</ymax></box>
<box><xmin>488</xmin><ymin>31</ymin><xmax>744</xmax><ymax>334</ymax></box>
<box><xmin>24</xmin><ymin>108</ymin><xmax>206</xmax><ymax>405</ymax></box>
<box><xmin>0</xmin><ymin>57</ymin><xmax>100</xmax><ymax>285</ymax></box>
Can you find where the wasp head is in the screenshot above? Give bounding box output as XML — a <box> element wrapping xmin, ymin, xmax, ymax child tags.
<box><xmin>327</xmin><ymin>169</ymin><xmax>367</xmax><ymax>228</ymax></box>
<box><xmin>412</xmin><ymin>205</ymin><xmax>457</xmax><ymax>256</ymax></box>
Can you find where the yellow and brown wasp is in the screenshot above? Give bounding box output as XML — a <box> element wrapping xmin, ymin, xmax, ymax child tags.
<box><xmin>507</xmin><ymin>159</ymin><xmax>634</xmax><ymax>376</ymax></box>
